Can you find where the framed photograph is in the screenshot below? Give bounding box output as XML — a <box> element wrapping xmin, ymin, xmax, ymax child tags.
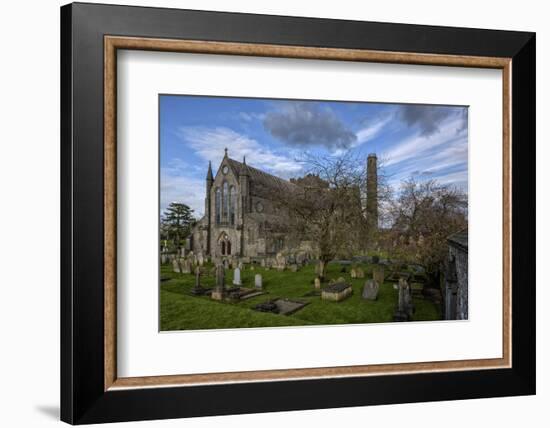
<box><xmin>61</xmin><ymin>2</ymin><xmax>535</xmax><ymax>424</ymax></box>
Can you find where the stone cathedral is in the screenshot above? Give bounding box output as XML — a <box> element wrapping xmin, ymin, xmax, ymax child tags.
<box><xmin>189</xmin><ymin>149</ymin><xmax>378</xmax><ymax>262</ymax></box>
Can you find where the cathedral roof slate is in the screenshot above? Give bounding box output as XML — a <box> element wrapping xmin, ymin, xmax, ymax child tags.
<box><xmin>226</xmin><ymin>157</ymin><xmax>297</xmax><ymax>197</ymax></box>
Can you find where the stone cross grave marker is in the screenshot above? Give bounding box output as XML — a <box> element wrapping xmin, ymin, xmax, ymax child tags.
<box><xmin>216</xmin><ymin>264</ymin><xmax>225</xmax><ymax>290</ymax></box>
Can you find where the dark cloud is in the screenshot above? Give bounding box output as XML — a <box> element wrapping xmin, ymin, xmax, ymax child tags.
<box><xmin>397</xmin><ymin>105</ymin><xmax>466</xmax><ymax>136</ymax></box>
<box><xmin>263</xmin><ymin>102</ymin><xmax>357</xmax><ymax>149</ymax></box>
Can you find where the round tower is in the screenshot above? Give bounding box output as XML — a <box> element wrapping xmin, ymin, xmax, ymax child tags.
<box><xmin>366</xmin><ymin>153</ymin><xmax>378</xmax><ymax>231</ymax></box>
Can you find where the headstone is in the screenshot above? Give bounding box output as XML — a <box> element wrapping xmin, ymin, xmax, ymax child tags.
<box><xmin>290</xmin><ymin>264</ymin><xmax>298</xmax><ymax>272</ymax></box>
<box><xmin>223</xmin><ymin>259</ymin><xmax>229</xmax><ymax>269</ymax></box>
<box><xmin>356</xmin><ymin>267</ymin><xmax>365</xmax><ymax>278</ymax></box>
<box><xmin>394</xmin><ymin>278</ymin><xmax>414</xmax><ymax>321</ymax></box>
<box><xmin>172</xmin><ymin>259</ymin><xmax>180</xmax><ymax>273</ymax></box>
<box><xmin>314</xmin><ymin>277</ymin><xmax>321</xmax><ymax>289</ymax></box>
<box><xmin>260</xmin><ymin>259</ymin><xmax>266</xmax><ymax>267</ymax></box>
<box><xmin>337</xmin><ymin>276</ymin><xmax>346</xmax><ymax>283</ymax></box>
<box><xmin>276</xmin><ymin>252</ymin><xmax>286</xmax><ymax>266</ymax></box>
<box><xmin>255</xmin><ymin>274</ymin><xmax>263</xmax><ymax>289</ymax></box>
<box><xmin>250</xmin><ymin>265</ymin><xmax>255</xmax><ymax>271</ymax></box>
<box><xmin>350</xmin><ymin>268</ymin><xmax>357</xmax><ymax>279</ymax></box>
<box><xmin>197</xmin><ymin>253</ymin><xmax>204</xmax><ymax>267</ymax></box>
<box><xmin>212</xmin><ymin>264</ymin><xmax>226</xmax><ymax>301</ymax></box>
<box><xmin>233</xmin><ymin>267</ymin><xmax>242</xmax><ymax>286</ymax></box>
<box><xmin>216</xmin><ymin>265</ymin><xmax>225</xmax><ymax>289</ymax></box>
<box><xmin>373</xmin><ymin>266</ymin><xmax>385</xmax><ymax>284</ymax></box>
<box><xmin>190</xmin><ymin>267</ymin><xmax>206</xmax><ymax>295</ymax></box>
<box><xmin>180</xmin><ymin>259</ymin><xmax>191</xmax><ymax>274</ymax></box>
<box><xmin>362</xmin><ymin>279</ymin><xmax>379</xmax><ymax>300</ymax></box>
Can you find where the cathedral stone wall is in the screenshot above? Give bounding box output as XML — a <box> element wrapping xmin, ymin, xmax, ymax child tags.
<box><xmin>190</xmin><ymin>151</ymin><xmax>308</xmax><ymax>260</ymax></box>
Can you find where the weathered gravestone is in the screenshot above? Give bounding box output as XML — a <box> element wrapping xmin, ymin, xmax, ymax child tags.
<box><xmin>275</xmin><ymin>253</ymin><xmax>286</xmax><ymax>271</ymax></box>
<box><xmin>180</xmin><ymin>258</ymin><xmax>192</xmax><ymax>274</ymax></box>
<box><xmin>337</xmin><ymin>276</ymin><xmax>346</xmax><ymax>283</ymax></box>
<box><xmin>393</xmin><ymin>278</ymin><xmax>414</xmax><ymax>321</ymax></box>
<box><xmin>233</xmin><ymin>267</ymin><xmax>242</xmax><ymax>286</ymax></box>
<box><xmin>191</xmin><ymin>267</ymin><xmax>206</xmax><ymax>295</ymax></box>
<box><xmin>211</xmin><ymin>265</ymin><xmax>226</xmax><ymax>301</ymax></box>
<box><xmin>314</xmin><ymin>277</ymin><xmax>321</xmax><ymax>289</ymax></box>
<box><xmin>373</xmin><ymin>266</ymin><xmax>385</xmax><ymax>284</ymax></box>
<box><xmin>289</xmin><ymin>264</ymin><xmax>298</xmax><ymax>272</ymax></box>
<box><xmin>172</xmin><ymin>259</ymin><xmax>181</xmax><ymax>273</ymax></box>
<box><xmin>350</xmin><ymin>268</ymin><xmax>357</xmax><ymax>279</ymax></box>
<box><xmin>362</xmin><ymin>279</ymin><xmax>379</xmax><ymax>300</ymax></box>
<box><xmin>255</xmin><ymin>274</ymin><xmax>263</xmax><ymax>289</ymax></box>
<box><xmin>314</xmin><ymin>262</ymin><xmax>321</xmax><ymax>276</ymax></box>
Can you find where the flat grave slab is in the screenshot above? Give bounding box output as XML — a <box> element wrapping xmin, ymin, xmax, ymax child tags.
<box><xmin>239</xmin><ymin>291</ymin><xmax>266</xmax><ymax>300</ymax></box>
<box><xmin>321</xmin><ymin>282</ymin><xmax>353</xmax><ymax>302</ymax></box>
<box><xmin>253</xmin><ymin>298</ymin><xmax>309</xmax><ymax>315</ymax></box>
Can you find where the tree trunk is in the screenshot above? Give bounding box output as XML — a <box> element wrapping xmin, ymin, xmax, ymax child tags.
<box><xmin>319</xmin><ymin>259</ymin><xmax>327</xmax><ymax>281</ymax></box>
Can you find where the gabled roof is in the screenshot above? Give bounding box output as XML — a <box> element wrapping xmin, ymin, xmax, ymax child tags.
<box><xmin>225</xmin><ymin>157</ymin><xmax>297</xmax><ymax>197</ymax></box>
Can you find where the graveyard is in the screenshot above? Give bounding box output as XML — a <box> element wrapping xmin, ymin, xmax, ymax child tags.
<box><xmin>160</xmin><ymin>260</ymin><xmax>441</xmax><ymax>331</ymax></box>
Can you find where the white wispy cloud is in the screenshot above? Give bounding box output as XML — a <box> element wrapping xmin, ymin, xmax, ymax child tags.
<box><xmin>434</xmin><ymin>170</ymin><xmax>468</xmax><ymax>186</ymax></box>
<box><xmin>383</xmin><ymin>116</ymin><xmax>467</xmax><ymax>167</ymax></box>
<box><xmin>177</xmin><ymin>126</ymin><xmax>303</xmax><ymax>178</ymax></box>
<box><xmin>382</xmin><ymin>112</ymin><xmax>468</xmax><ymax>192</ymax></box>
<box><xmin>160</xmin><ymin>172</ymin><xmax>206</xmax><ymax>218</ymax></box>
<box><xmin>354</xmin><ymin>115</ymin><xmax>391</xmax><ymax>146</ymax></box>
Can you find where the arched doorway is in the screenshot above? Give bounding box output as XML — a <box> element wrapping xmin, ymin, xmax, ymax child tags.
<box><xmin>218</xmin><ymin>233</ymin><xmax>231</xmax><ymax>256</ymax></box>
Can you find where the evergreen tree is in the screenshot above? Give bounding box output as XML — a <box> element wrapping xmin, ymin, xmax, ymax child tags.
<box><xmin>161</xmin><ymin>202</ymin><xmax>195</xmax><ymax>250</ymax></box>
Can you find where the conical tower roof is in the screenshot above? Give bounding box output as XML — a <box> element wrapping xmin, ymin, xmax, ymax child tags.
<box><xmin>206</xmin><ymin>161</ymin><xmax>213</xmax><ymax>181</ymax></box>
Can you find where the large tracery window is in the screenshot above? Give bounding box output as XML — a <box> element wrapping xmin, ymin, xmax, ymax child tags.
<box><xmin>215</xmin><ymin>188</ymin><xmax>221</xmax><ymax>225</ymax></box>
<box><xmin>222</xmin><ymin>182</ymin><xmax>229</xmax><ymax>223</ymax></box>
<box><xmin>229</xmin><ymin>186</ymin><xmax>235</xmax><ymax>225</ymax></box>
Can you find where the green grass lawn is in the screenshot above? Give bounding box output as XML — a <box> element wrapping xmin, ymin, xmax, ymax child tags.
<box><xmin>160</xmin><ymin>262</ymin><xmax>441</xmax><ymax>331</ymax></box>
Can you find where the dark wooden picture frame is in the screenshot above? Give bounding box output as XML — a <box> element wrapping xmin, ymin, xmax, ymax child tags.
<box><xmin>61</xmin><ymin>2</ymin><xmax>535</xmax><ymax>424</ymax></box>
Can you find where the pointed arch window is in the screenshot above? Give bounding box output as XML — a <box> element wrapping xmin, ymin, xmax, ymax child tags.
<box><xmin>222</xmin><ymin>182</ymin><xmax>229</xmax><ymax>223</ymax></box>
<box><xmin>215</xmin><ymin>188</ymin><xmax>221</xmax><ymax>225</ymax></box>
<box><xmin>229</xmin><ymin>186</ymin><xmax>235</xmax><ymax>225</ymax></box>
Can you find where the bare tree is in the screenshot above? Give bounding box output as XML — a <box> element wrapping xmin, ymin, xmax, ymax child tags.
<box><xmin>386</xmin><ymin>178</ymin><xmax>467</xmax><ymax>288</ymax></box>
<box><xmin>271</xmin><ymin>151</ymin><xmax>367</xmax><ymax>279</ymax></box>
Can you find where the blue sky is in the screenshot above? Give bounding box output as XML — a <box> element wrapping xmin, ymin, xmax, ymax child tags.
<box><xmin>160</xmin><ymin>95</ymin><xmax>468</xmax><ymax>217</ymax></box>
